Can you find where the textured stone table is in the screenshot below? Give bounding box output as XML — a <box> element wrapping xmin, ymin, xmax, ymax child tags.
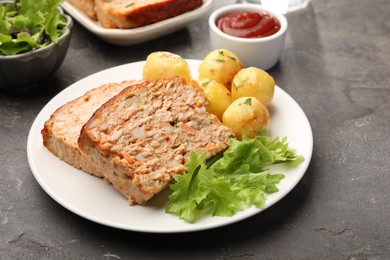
<box><xmin>1</xmin><ymin>0</ymin><xmax>389</xmax><ymax>258</ymax></box>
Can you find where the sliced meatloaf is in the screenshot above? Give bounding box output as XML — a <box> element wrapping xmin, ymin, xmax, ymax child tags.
<box><xmin>78</xmin><ymin>77</ymin><xmax>233</xmax><ymax>204</ymax></box>
<box><xmin>41</xmin><ymin>80</ymin><xmax>139</xmax><ymax>177</ymax></box>
<box><xmin>94</xmin><ymin>0</ymin><xmax>203</xmax><ymax>28</ymax></box>
<box><xmin>66</xmin><ymin>0</ymin><xmax>97</xmax><ymax>20</ymax></box>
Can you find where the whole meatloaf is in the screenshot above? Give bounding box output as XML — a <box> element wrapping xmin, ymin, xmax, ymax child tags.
<box><xmin>94</xmin><ymin>0</ymin><xmax>203</xmax><ymax>28</ymax></box>
<box><xmin>41</xmin><ymin>80</ymin><xmax>139</xmax><ymax>177</ymax></box>
<box><xmin>78</xmin><ymin>77</ymin><xmax>233</xmax><ymax>204</ymax></box>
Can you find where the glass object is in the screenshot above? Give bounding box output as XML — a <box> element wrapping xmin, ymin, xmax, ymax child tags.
<box><xmin>236</xmin><ymin>0</ymin><xmax>310</xmax><ymax>14</ymax></box>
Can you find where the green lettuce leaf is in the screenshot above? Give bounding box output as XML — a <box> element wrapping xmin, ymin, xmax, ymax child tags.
<box><xmin>0</xmin><ymin>0</ymin><xmax>66</xmax><ymax>56</ymax></box>
<box><xmin>166</xmin><ymin>131</ymin><xmax>303</xmax><ymax>223</ymax></box>
<box><xmin>165</xmin><ymin>153</ymin><xmax>211</xmax><ymax>222</ymax></box>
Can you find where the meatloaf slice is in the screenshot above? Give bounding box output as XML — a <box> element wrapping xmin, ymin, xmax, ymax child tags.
<box><xmin>66</xmin><ymin>0</ymin><xmax>97</xmax><ymax>20</ymax></box>
<box><xmin>78</xmin><ymin>77</ymin><xmax>233</xmax><ymax>204</ymax></box>
<box><xmin>41</xmin><ymin>80</ymin><xmax>139</xmax><ymax>177</ymax></box>
<box><xmin>94</xmin><ymin>0</ymin><xmax>203</xmax><ymax>28</ymax></box>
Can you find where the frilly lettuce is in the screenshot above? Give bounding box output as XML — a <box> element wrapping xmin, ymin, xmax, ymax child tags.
<box><xmin>166</xmin><ymin>131</ymin><xmax>303</xmax><ymax>223</ymax></box>
<box><xmin>0</xmin><ymin>0</ymin><xmax>66</xmax><ymax>55</ymax></box>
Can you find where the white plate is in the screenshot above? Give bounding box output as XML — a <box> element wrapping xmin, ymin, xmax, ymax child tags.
<box><xmin>62</xmin><ymin>0</ymin><xmax>213</xmax><ymax>46</ymax></box>
<box><xmin>27</xmin><ymin>60</ymin><xmax>313</xmax><ymax>233</ymax></box>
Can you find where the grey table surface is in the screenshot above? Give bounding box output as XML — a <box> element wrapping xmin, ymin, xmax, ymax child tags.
<box><xmin>1</xmin><ymin>0</ymin><xmax>389</xmax><ymax>259</ymax></box>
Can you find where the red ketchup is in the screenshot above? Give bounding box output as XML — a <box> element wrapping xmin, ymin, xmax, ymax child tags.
<box><xmin>216</xmin><ymin>11</ymin><xmax>281</xmax><ymax>38</ymax></box>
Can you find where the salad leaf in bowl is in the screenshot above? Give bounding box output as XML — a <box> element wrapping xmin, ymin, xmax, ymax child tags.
<box><xmin>0</xmin><ymin>0</ymin><xmax>73</xmax><ymax>90</ymax></box>
<box><xmin>0</xmin><ymin>0</ymin><xmax>67</xmax><ymax>55</ymax></box>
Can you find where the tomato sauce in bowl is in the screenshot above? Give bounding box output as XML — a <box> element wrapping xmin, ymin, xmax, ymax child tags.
<box><xmin>216</xmin><ymin>11</ymin><xmax>281</xmax><ymax>38</ymax></box>
<box><xmin>209</xmin><ymin>4</ymin><xmax>288</xmax><ymax>69</ymax></box>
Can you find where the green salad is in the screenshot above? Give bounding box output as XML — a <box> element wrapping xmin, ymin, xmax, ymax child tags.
<box><xmin>166</xmin><ymin>130</ymin><xmax>304</xmax><ymax>223</ymax></box>
<box><xmin>0</xmin><ymin>0</ymin><xmax>66</xmax><ymax>55</ymax></box>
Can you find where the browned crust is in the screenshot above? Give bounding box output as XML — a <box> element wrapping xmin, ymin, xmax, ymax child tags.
<box><xmin>66</xmin><ymin>0</ymin><xmax>97</xmax><ymax>20</ymax></box>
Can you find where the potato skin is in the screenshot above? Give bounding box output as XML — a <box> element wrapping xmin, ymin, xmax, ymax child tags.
<box><xmin>222</xmin><ymin>97</ymin><xmax>269</xmax><ymax>140</ymax></box>
<box><xmin>198</xmin><ymin>49</ymin><xmax>243</xmax><ymax>89</ymax></box>
<box><xmin>231</xmin><ymin>67</ymin><xmax>275</xmax><ymax>107</ymax></box>
<box><xmin>142</xmin><ymin>51</ymin><xmax>191</xmax><ymax>82</ymax></box>
<box><xmin>197</xmin><ymin>78</ymin><xmax>232</xmax><ymax>121</ymax></box>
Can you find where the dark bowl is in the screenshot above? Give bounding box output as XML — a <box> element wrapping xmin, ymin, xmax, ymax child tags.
<box><xmin>0</xmin><ymin>4</ymin><xmax>73</xmax><ymax>91</ymax></box>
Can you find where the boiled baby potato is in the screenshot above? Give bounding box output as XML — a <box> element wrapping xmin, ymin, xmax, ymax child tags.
<box><xmin>143</xmin><ymin>51</ymin><xmax>191</xmax><ymax>82</ymax></box>
<box><xmin>222</xmin><ymin>97</ymin><xmax>269</xmax><ymax>140</ymax></box>
<box><xmin>198</xmin><ymin>49</ymin><xmax>243</xmax><ymax>89</ymax></box>
<box><xmin>197</xmin><ymin>78</ymin><xmax>232</xmax><ymax>121</ymax></box>
<box><xmin>231</xmin><ymin>67</ymin><xmax>275</xmax><ymax>107</ymax></box>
